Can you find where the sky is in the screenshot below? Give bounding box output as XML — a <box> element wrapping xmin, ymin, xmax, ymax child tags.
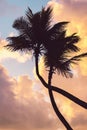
<box><xmin>0</xmin><ymin>0</ymin><xmax>87</xmax><ymax>130</ymax></box>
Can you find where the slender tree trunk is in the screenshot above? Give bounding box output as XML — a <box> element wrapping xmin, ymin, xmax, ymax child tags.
<box><xmin>52</xmin><ymin>86</ymin><xmax>87</xmax><ymax>109</ymax></box>
<box><xmin>35</xmin><ymin>57</ymin><xmax>87</xmax><ymax>109</ymax></box>
<box><xmin>35</xmin><ymin>56</ymin><xmax>87</xmax><ymax>109</ymax></box>
<box><xmin>35</xmin><ymin>56</ymin><xmax>73</xmax><ymax>129</ymax></box>
<box><xmin>48</xmin><ymin>66</ymin><xmax>73</xmax><ymax>130</ymax></box>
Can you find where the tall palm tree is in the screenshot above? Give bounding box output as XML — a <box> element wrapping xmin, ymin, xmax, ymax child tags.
<box><xmin>6</xmin><ymin>6</ymin><xmax>87</xmax><ymax>109</ymax></box>
<box><xmin>5</xmin><ymin>6</ymin><xmax>87</xmax><ymax>130</ymax></box>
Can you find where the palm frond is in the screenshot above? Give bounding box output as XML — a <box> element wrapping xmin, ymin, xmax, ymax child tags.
<box><xmin>32</xmin><ymin>12</ymin><xmax>40</xmax><ymax>28</ymax></box>
<box><xmin>51</xmin><ymin>22</ymin><xmax>69</xmax><ymax>32</ymax></box>
<box><xmin>13</xmin><ymin>16</ymin><xmax>28</xmax><ymax>30</ymax></box>
<box><xmin>57</xmin><ymin>64</ymin><xmax>73</xmax><ymax>78</ymax></box>
<box><xmin>65</xmin><ymin>44</ymin><xmax>79</xmax><ymax>53</ymax></box>
<box><xmin>5</xmin><ymin>35</ymin><xmax>32</xmax><ymax>52</ymax></box>
<box><xmin>44</xmin><ymin>52</ymin><xmax>73</xmax><ymax>78</ymax></box>
<box><xmin>57</xmin><ymin>52</ymin><xmax>87</xmax><ymax>77</ymax></box>
<box><xmin>65</xmin><ymin>33</ymin><xmax>80</xmax><ymax>52</ymax></box>
<box><xmin>26</xmin><ymin>7</ymin><xmax>33</xmax><ymax>23</ymax></box>
<box><xmin>40</xmin><ymin>6</ymin><xmax>52</xmax><ymax>31</ymax></box>
<box><xmin>30</xmin><ymin>7</ymin><xmax>53</xmax><ymax>43</ymax></box>
<box><xmin>65</xmin><ymin>53</ymin><xmax>87</xmax><ymax>64</ymax></box>
<box><xmin>13</xmin><ymin>16</ymin><xmax>33</xmax><ymax>40</ymax></box>
<box><xmin>31</xmin><ymin>12</ymin><xmax>42</xmax><ymax>42</ymax></box>
<box><xmin>66</xmin><ymin>33</ymin><xmax>80</xmax><ymax>44</ymax></box>
<box><xmin>48</xmin><ymin>22</ymin><xmax>69</xmax><ymax>37</ymax></box>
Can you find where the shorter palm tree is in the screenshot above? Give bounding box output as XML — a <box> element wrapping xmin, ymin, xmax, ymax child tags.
<box><xmin>42</xmin><ymin>22</ymin><xmax>87</xmax><ymax>129</ymax></box>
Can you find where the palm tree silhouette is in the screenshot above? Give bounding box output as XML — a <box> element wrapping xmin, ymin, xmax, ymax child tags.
<box><xmin>43</xmin><ymin>22</ymin><xmax>87</xmax><ymax>129</ymax></box>
<box><xmin>5</xmin><ymin>6</ymin><xmax>87</xmax><ymax>130</ymax></box>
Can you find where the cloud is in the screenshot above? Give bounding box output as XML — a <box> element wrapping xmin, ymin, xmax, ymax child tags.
<box><xmin>0</xmin><ymin>64</ymin><xmax>87</xmax><ymax>130</ymax></box>
<box><xmin>0</xmin><ymin>64</ymin><xmax>60</xmax><ymax>130</ymax></box>
<box><xmin>71</xmin><ymin>112</ymin><xmax>87</xmax><ymax>127</ymax></box>
<box><xmin>0</xmin><ymin>38</ymin><xmax>32</xmax><ymax>63</ymax></box>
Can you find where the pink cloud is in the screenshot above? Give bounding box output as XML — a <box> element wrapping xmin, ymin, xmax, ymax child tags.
<box><xmin>0</xmin><ymin>65</ymin><xmax>60</xmax><ymax>130</ymax></box>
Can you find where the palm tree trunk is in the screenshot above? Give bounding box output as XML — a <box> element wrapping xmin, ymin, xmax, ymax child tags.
<box><xmin>52</xmin><ymin>86</ymin><xmax>87</xmax><ymax>109</ymax></box>
<box><xmin>35</xmin><ymin>56</ymin><xmax>73</xmax><ymax>129</ymax></box>
<box><xmin>35</xmin><ymin>56</ymin><xmax>87</xmax><ymax>109</ymax></box>
<box><xmin>48</xmin><ymin>66</ymin><xmax>73</xmax><ymax>130</ymax></box>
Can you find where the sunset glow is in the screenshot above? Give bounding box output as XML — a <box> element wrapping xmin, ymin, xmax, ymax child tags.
<box><xmin>0</xmin><ymin>0</ymin><xmax>87</xmax><ymax>130</ymax></box>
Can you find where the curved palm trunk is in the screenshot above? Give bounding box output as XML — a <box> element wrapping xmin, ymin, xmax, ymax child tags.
<box><xmin>48</xmin><ymin>66</ymin><xmax>73</xmax><ymax>130</ymax></box>
<box><xmin>35</xmin><ymin>56</ymin><xmax>73</xmax><ymax>129</ymax></box>
<box><xmin>52</xmin><ymin>86</ymin><xmax>87</xmax><ymax>109</ymax></box>
<box><xmin>35</xmin><ymin>56</ymin><xmax>87</xmax><ymax>109</ymax></box>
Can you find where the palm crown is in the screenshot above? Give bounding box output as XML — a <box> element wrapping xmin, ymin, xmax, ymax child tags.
<box><xmin>6</xmin><ymin>6</ymin><xmax>87</xmax><ymax>78</ymax></box>
<box><xmin>44</xmin><ymin>28</ymin><xmax>87</xmax><ymax>77</ymax></box>
<box><xmin>6</xmin><ymin>7</ymin><xmax>52</xmax><ymax>56</ymax></box>
<box><xmin>44</xmin><ymin>31</ymin><xmax>80</xmax><ymax>78</ymax></box>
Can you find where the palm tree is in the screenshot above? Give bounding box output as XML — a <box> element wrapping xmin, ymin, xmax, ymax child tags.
<box><xmin>5</xmin><ymin>6</ymin><xmax>87</xmax><ymax>130</ymax></box>
<box><xmin>6</xmin><ymin>6</ymin><xmax>87</xmax><ymax>109</ymax></box>
<box><xmin>43</xmin><ymin>24</ymin><xmax>87</xmax><ymax>129</ymax></box>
